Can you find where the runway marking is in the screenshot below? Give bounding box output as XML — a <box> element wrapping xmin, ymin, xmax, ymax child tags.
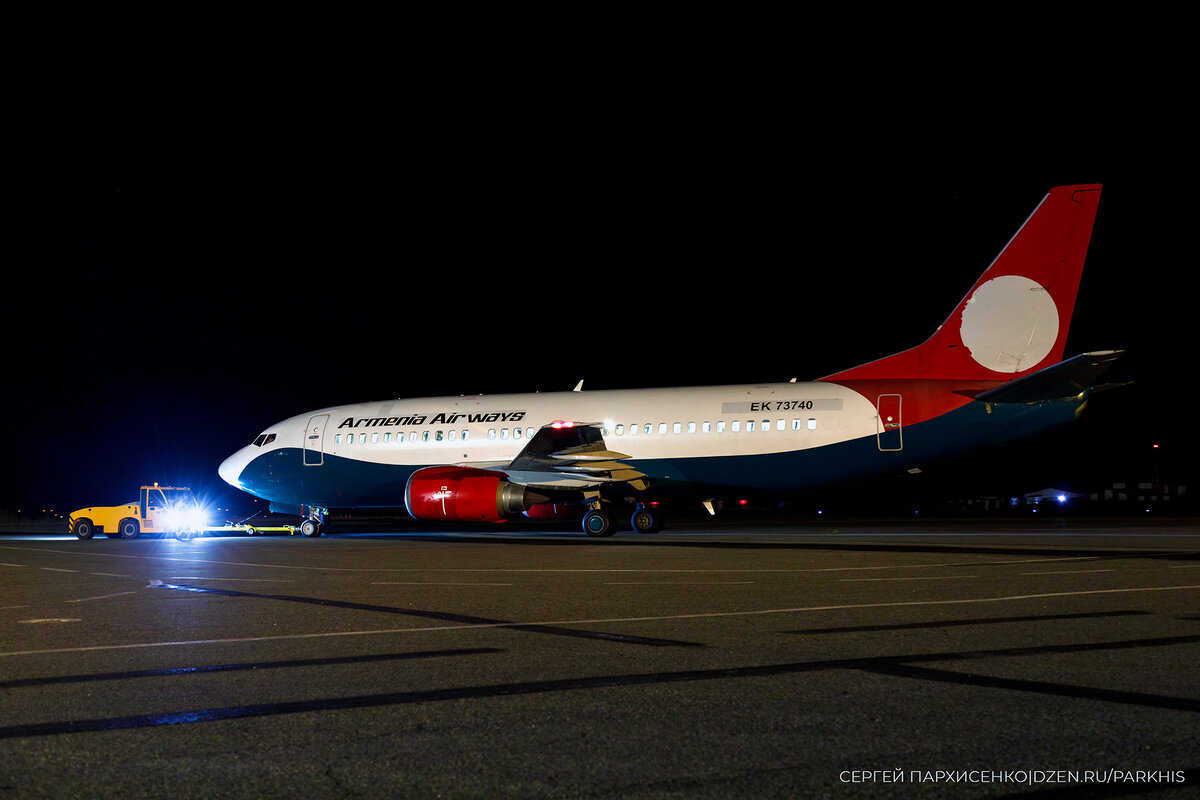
<box><xmin>0</xmin><ymin>562</ymin><xmax>27</xmax><ymax>568</ymax></box>
<box><xmin>1020</xmin><ymin>569</ymin><xmax>1116</xmax><ymax>576</ymax></box>
<box><xmin>371</xmin><ymin>582</ymin><xmax>513</xmax><ymax>587</ymax></box>
<box><xmin>39</xmin><ymin>567</ymin><xmax>78</xmax><ymax>573</ymax></box>
<box><xmin>603</xmin><ymin>581</ymin><xmax>755</xmax><ymax>586</ymax></box>
<box><xmin>17</xmin><ymin>619</ymin><xmax>81</xmax><ymax>625</ymax></box>
<box><xmin>0</xmin><ymin>648</ymin><xmax>502</xmax><ymax>690</ymax></box>
<box><xmin>144</xmin><ymin>581</ymin><xmax>702</xmax><ymax>649</ymax></box>
<box><xmin>63</xmin><ymin>591</ymin><xmax>137</xmax><ymax>604</ymax></box>
<box><xmin>168</xmin><ymin>576</ymin><xmax>295</xmax><ymax>583</ymax></box>
<box><xmin>3</xmin><ymin>633</ymin><xmax>1198</xmax><ymax>739</ymax></box>
<box><xmin>2</xmin><ymin>584</ymin><xmax>1198</xmax><ymax>659</ymax></box>
<box><xmin>88</xmin><ymin>572</ymin><xmax>131</xmax><ymax>578</ymax></box>
<box><xmin>839</xmin><ymin>575</ymin><xmax>978</xmax><ymax>583</ymax></box>
<box><xmin>0</xmin><ymin>545</ymin><xmax>1135</xmax><ymax>576</ymax></box>
<box><xmin>787</xmin><ymin>610</ymin><xmax>1151</xmax><ymax>635</ymax></box>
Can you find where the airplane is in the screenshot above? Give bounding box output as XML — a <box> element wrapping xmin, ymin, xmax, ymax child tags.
<box><xmin>219</xmin><ymin>184</ymin><xmax>1118</xmax><ymax>537</ymax></box>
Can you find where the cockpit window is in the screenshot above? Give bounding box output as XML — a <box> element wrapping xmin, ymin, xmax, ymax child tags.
<box><xmin>252</xmin><ymin>433</ymin><xmax>277</xmax><ymax>447</ymax></box>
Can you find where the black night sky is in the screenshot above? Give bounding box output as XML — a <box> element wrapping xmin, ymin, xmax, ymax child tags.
<box><xmin>4</xmin><ymin>3</ymin><xmax>1193</xmax><ymax>516</ymax></box>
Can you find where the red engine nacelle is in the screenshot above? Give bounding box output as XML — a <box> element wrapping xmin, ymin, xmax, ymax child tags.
<box><xmin>523</xmin><ymin>502</ymin><xmax>584</xmax><ymax>521</ymax></box>
<box><xmin>404</xmin><ymin>466</ymin><xmax>546</xmax><ymax>522</ymax></box>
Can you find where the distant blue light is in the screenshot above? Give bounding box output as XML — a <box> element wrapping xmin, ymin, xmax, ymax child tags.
<box><xmin>1057</xmin><ymin>494</ymin><xmax>1067</xmax><ymax>503</ymax></box>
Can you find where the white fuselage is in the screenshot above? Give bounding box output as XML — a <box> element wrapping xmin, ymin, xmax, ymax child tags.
<box><xmin>243</xmin><ymin>382</ymin><xmax>879</xmax><ymax>474</ymax></box>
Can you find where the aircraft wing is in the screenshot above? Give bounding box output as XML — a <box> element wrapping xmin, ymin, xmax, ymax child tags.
<box><xmin>500</xmin><ymin>422</ymin><xmax>649</xmax><ymax>491</ymax></box>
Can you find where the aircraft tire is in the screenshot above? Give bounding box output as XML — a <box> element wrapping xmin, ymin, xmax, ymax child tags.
<box><xmin>582</xmin><ymin>509</ymin><xmax>615</xmax><ymax>537</ymax></box>
<box><xmin>631</xmin><ymin>507</ymin><xmax>664</xmax><ymax>533</ymax></box>
<box><xmin>73</xmin><ymin>518</ymin><xmax>95</xmax><ymax>540</ymax></box>
<box><xmin>300</xmin><ymin>519</ymin><xmax>323</xmax><ymax>537</ymax></box>
<box><xmin>118</xmin><ymin>518</ymin><xmax>140</xmax><ymax>539</ymax></box>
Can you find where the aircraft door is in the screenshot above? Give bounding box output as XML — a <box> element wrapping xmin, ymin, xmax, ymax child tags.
<box><xmin>303</xmin><ymin>414</ymin><xmax>329</xmax><ymax>466</ymax></box>
<box><xmin>876</xmin><ymin>394</ymin><xmax>902</xmax><ymax>452</ymax></box>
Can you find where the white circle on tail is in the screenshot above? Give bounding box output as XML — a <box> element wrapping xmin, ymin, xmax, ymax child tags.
<box><xmin>959</xmin><ymin>275</ymin><xmax>1059</xmax><ymax>373</ymax></box>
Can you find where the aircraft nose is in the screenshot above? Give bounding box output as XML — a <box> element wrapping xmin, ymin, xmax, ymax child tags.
<box><xmin>219</xmin><ymin>447</ymin><xmax>253</xmax><ymax>488</ymax></box>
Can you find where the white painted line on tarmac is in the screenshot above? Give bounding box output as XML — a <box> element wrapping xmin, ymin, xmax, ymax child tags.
<box><xmin>168</xmin><ymin>576</ymin><xmax>295</xmax><ymax>583</ymax></box>
<box><xmin>370</xmin><ymin>581</ymin><xmax>514</xmax><ymax>587</ymax></box>
<box><xmin>1020</xmin><ymin>569</ymin><xmax>1116</xmax><ymax>576</ymax></box>
<box><xmin>603</xmin><ymin>581</ymin><xmax>756</xmax><ymax>586</ymax></box>
<box><xmin>2</xmin><ymin>584</ymin><xmax>1198</xmax><ymax>659</ymax></box>
<box><xmin>839</xmin><ymin>575</ymin><xmax>978</xmax><ymax>582</ymax></box>
<box><xmin>64</xmin><ymin>591</ymin><xmax>137</xmax><ymax>604</ymax></box>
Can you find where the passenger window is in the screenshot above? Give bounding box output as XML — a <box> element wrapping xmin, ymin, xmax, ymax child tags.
<box><xmin>359</xmin><ymin>433</ymin><xmax>367</xmax><ymax>444</ymax></box>
<box><xmin>488</xmin><ymin>429</ymin><xmax>496</xmax><ymax>440</ymax></box>
<box><xmin>513</xmin><ymin>428</ymin><xmax>522</xmax><ymax>440</ymax></box>
<box><xmin>777</xmin><ymin>420</ymin><xmax>785</xmax><ymax>431</ymax></box>
<box><xmin>629</xmin><ymin>424</ymin><xmax>638</xmax><ymax>436</ymax></box>
<box><xmin>500</xmin><ymin>428</ymin><xmax>508</xmax><ymax>440</ymax></box>
<box><xmin>335</xmin><ymin>434</ymin><xmax>342</xmax><ymax>445</ymax></box>
<box><xmin>615</xmin><ymin>424</ymin><xmax>624</xmax><ymax>436</ymax></box>
<box><xmin>747</xmin><ymin>421</ymin><xmax>755</xmax><ymax>432</ymax></box>
<box><xmin>436</xmin><ymin>430</ymin><xmax>444</xmax><ymax>442</ymax></box>
<box><xmin>463</xmin><ymin>430</ymin><xmax>470</xmax><ymax>441</ymax></box>
<box><xmin>808</xmin><ymin>418</ymin><xmax>817</xmax><ymax>430</ymax></box>
<box><xmin>732</xmin><ymin>421</ymin><xmax>740</xmax><ymax>432</ymax></box>
<box><xmin>717</xmin><ymin>421</ymin><xmax>726</xmax><ymax>433</ymax></box>
<box><xmin>658</xmin><ymin>423</ymin><xmax>667</xmax><ymax>435</ymax></box>
<box><xmin>422</xmin><ymin>431</ymin><xmax>430</xmax><ymax>442</ymax></box>
<box><xmin>687</xmin><ymin>422</ymin><xmax>696</xmax><ymax>433</ymax></box>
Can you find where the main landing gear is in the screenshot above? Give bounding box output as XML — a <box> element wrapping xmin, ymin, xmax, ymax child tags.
<box><xmin>581</xmin><ymin>501</ymin><xmax>665</xmax><ymax>537</ymax></box>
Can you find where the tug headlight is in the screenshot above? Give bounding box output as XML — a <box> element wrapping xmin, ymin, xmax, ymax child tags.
<box><xmin>161</xmin><ymin>502</ymin><xmax>207</xmax><ymax>533</ymax></box>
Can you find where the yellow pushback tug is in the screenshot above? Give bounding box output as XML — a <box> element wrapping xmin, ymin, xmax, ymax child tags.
<box><xmin>68</xmin><ymin>484</ymin><xmax>297</xmax><ymax>539</ymax></box>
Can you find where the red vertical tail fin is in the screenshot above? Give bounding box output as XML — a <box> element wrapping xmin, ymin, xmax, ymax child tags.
<box><xmin>822</xmin><ymin>184</ymin><xmax>1102</xmax><ymax>382</ymax></box>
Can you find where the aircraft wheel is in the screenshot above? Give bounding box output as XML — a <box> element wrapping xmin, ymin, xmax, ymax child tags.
<box><xmin>300</xmin><ymin>519</ymin><xmax>323</xmax><ymax>537</ymax></box>
<box><xmin>582</xmin><ymin>509</ymin><xmax>615</xmax><ymax>537</ymax></box>
<box><xmin>73</xmin><ymin>518</ymin><xmax>95</xmax><ymax>540</ymax></box>
<box><xmin>631</xmin><ymin>506</ymin><xmax>664</xmax><ymax>533</ymax></box>
<box><xmin>118</xmin><ymin>518</ymin><xmax>140</xmax><ymax>539</ymax></box>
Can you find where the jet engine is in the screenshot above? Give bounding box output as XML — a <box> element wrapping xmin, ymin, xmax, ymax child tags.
<box><xmin>404</xmin><ymin>466</ymin><xmax>548</xmax><ymax>522</ymax></box>
<box><xmin>523</xmin><ymin>502</ymin><xmax>584</xmax><ymax>521</ymax></box>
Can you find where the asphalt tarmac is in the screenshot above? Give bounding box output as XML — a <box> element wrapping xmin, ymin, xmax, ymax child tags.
<box><xmin>1</xmin><ymin>517</ymin><xmax>1198</xmax><ymax>798</ymax></box>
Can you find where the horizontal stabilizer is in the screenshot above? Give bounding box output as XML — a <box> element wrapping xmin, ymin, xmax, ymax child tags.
<box><xmin>969</xmin><ymin>350</ymin><xmax>1123</xmax><ymax>404</ymax></box>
